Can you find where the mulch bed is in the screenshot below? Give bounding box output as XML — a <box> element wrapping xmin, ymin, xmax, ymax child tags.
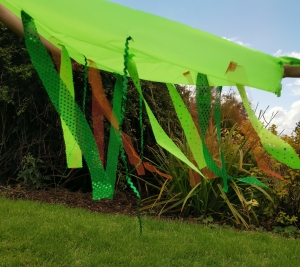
<box><xmin>0</xmin><ymin>185</ymin><xmax>139</xmax><ymax>216</ymax></box>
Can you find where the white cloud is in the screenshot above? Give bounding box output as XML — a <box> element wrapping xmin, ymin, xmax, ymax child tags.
<box><xmin>263</xmin><ymin>100</ymin><xmax>300</xmax><ymax>135</ymax></box>
<box><xmin>291</xmin><ymin>88</ymin><xmax>300</xmax><ymax>96</ymax></box>
<box><xmin>222</xmin><ymin>37</ymin><xmax>250</xmax><ymax>47</ymax></box>
<box><xmin>274</xmin><ymin>49</ymin><xmax>300</xmax><ymax>59</ymax></box>
<box><xmin>294</xmin><ymin>79</ymin><xmax>300</xmax><ymax>85</ymax></box>
<box><xmin>283</xmin><ymin>79</ymin><xmax>300</xmax><ymax>96</ymax></box>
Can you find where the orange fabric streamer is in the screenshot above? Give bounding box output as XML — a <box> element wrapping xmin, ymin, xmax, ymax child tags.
<box><xmin>143</xmin><ymin>162</ymin><xmax>172</xmax><ymax>180</ymax></box>
<box><xmin>92</xmin><ymin>78</ymin><xmax>105</xmax><ymax>165</ymax></box>
<box><xmin>88</xmin><ymin>65</ymin><xmax>172</xmax><ymax>179</ymax></box>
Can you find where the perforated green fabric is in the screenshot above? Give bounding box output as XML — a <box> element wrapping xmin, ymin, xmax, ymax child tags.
<box><xmin>196</xmin><ymin>73</ymin><xmax>268</xmax><ymax>191</ymax></box>
<box><xmin>59</xmin><ymin>46</ymin><xmax>82</xmax><ymax>168</ymax></box>
<box><xmin>21</xmin><ymin>11</ymin><xmax>113</xmax><ymax>200</ymax></box>
<box><xmin>166</xmin><ymin>83</ymin><xmax>206</xmax><ymax>170</ymax></box>
<box><xmin>237</xmin><ymin>84</ymin><xmax>300</xmax><ymax>169</ymax></box>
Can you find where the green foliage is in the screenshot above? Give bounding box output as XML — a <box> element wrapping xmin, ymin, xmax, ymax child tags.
<box><xmin>273</xmin><ymin>226</ymin><xmax>300</xmax><ymax>238</ymax></box>
<box><xmin>138</xmin><ymin>134</ymin><xmax>272</xmax><ymax>228</ymax></box>
<box><xmin>17</xmin><ymin>153</ymin><xmax>50</xmax><ymax>188</ymax></box>
<box><xmin>262</xmin><ymin>132</ymin><xmax>300</xmax><ymax>228</ymax></box>
<box><xmin>276</xmin><ymin>211</ymin><xmax>298</xmax><ymax>225</ymax></box>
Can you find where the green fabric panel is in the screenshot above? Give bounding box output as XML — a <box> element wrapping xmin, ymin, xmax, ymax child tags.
<box><xmin>166</xmin><ymin>83</ymin><xmax>206</xmax><ymax>169</ymax></box>
<box><xmin>214</xmin><ymin>86</ymin><xmax>226</xmax><ymax>173</ymax></box>
<box><xmin>21</xmin><ymin>11</ymin><xmax>114</xmax><ymax>200</ymax></box>
<box><xmin>196</xmin><ymin>73</ymin><xmax>268</xmax><ymax>191</ymax></box>
<box><xmin>1</xmin><ymin>0</ymin><xmax>285</xmax><ymax>93</ymax></box>
<box><xmin>237</xmin><ymin>84</ymin><xmax>300</xmax><ymax>169</ymax></box>
<box><xmin>127</xmin><ymin>57</ymin><xmax>204</xmax><ymax>176</ymax></box>
<box><xmin>196</xmin><ymin>74</ymin><xmax>230</xmax><ymax>191</ymax></box>
<box><xmin>105</xmin><ymin>75</ymin><xmax>122</xmax><ymax>188</ymax></box>
<box><xmin>60</xmin><ymin>46</ymin><xmax>82</xmax><ymax>168</ymax></box>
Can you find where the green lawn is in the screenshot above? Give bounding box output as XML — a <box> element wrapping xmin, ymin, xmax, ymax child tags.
<box><xmin>0</xmin><ymin>198</ymin><xmax>299</xmax><ymax>267</ymax></box>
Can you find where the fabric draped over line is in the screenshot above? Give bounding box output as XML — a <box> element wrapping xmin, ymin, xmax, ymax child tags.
<box><xmin>0</xmin><ymin>0</ymin><xmax>285</xmax><ymax>94</ymax></box>
<box><xmin>2</xmin><ymin>1</ymin><xmax>300</xmax><ymax>205</ymax></box>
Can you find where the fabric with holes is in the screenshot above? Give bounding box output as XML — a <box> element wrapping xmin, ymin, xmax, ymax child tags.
<box><xmin>21</xmin><ymin>11</ymin><xmax>113</xmax><ymax>200</ymax></box>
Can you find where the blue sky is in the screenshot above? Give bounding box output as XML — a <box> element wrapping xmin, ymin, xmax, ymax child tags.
<box><xmin>110</xmin><ymin>0</ymin><xmax>300</xmax><ymax>134</ymax></box>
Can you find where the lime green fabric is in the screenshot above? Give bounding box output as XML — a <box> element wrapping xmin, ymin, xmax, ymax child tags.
<box><xmin>21</xmin><ymin>11</ymin><xmax>114</xmax><ymax>200</ymax></box>
<box><xmin>127</xmin><ymin>56</ymin><xmax>204</xmax><ymax>177</ymax></box>
<box><xmin>166</xmin><ymin>84</ymin><xmax>206</xmax><ymax>169</ymax></box>
<box><xmin>1</xmin><ymin>0</ymin><xmax>285</xmax><ymax>93</ymax></box>
<box><xmin>60</xmin><ymin>46</ymin><xmax>82</xmax><ymax>168</ymax></box>
<box><xmin>237</xmin><ymin>84</ymin><xmax>300</xmax><ymax>169</ymax></box>
<box><xmin>279</xmin><ymin>56</ymin><xmax>300</xmax><ymax>66</ymax></box>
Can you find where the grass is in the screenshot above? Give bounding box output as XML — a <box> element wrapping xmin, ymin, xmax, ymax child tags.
<box><xmin>0</xmin><ymin>198</ymin><xmax>300</xmax><ymax>267</ymax></box>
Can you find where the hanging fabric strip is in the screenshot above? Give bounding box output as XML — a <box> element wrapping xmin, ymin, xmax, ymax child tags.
<box><xmin>234</xmin><ymin>108</ymin><xmax>284</xmax><ymax>180</ymax></box>
<box><xmin>88</xmin><ymin>66</ymin><xmax>145</xmax><ymax>175</ymax></box>
<box><xmin>195</xmin><ymin>73</ymin><xmax>268</xmax><ymax>191</ymax></box>
<box><xmin>89</xmin><ymin>67</ymin><xmax>105</xmax><ymax>165</ymax></box>
<box><xmin>214</xmin><ymin>86</ymin><xmax>227</xmax><ymax>174</ymax></box>
<box><xmin>82</xmin><ymin>57</ymin><xmax>88</xmax><ymax>114</ymax></box>
<box><xmin>88</xmin><ymin>66</ymin><xmax>171</xmax><ymax>178</ymax></box>
<box><xmin>21</xmin><ymin>11</ymin><xmax>113</xmax><ymax>200</ymax></box>
<box><xmin>127</xmin><ymin>56</ymin><xmax>204</xmax><ymax>177</ymax></box>
<box><xmin>166</xmin><ymin>83</ymin><xmax>206</xmax><ymax>170</ymax></box>
<box><xmin>237</xmin><ymin>84</ymin><xmax>300</xmax><ymax>169</ymax></box>
<box><xmin>105</xmin><ymin>74</ymin><xmax>122</xmax><ymax>189</ymax></box>
<box><xmin>59</xmin><ymin>46</ymin><xmax>82</xmax><ymax>168</ymax></box>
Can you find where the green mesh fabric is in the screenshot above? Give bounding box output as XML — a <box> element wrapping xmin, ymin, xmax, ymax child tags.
<box><xmin>59</xmin><ymin>46</ymin><xmax>82</xmax><ymax>168</ymax></box>
<box><xmin>21</xmin><ymin>11</ymin><xmax>113</xmax><ymax>200</ymax></box>
<box><xmin>196</xmin><ymin>73</ymin><xmax>268</xmax><ymax>191</ymax></box>
<box><xmin>237</xmin><ymin>84</ymin><xmax>300</xmax><ymax>169</ymax></box>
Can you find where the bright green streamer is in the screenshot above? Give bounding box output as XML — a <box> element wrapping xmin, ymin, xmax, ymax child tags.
<box><xmin>195</xmin><ymin>73</ymin><xmax>268</xmax><ymax>191</ymax></box>
<box><xmin>82</xmin><ymin>57</ymin><xmax>88</xmax><ymax>114</ymax></box>
<box><xmin>127</xmin><ymin>57</ymin><xmax>204</xmax><ymax>177</ymax></box>
<box><xmin>166</xmin><ymin>83</ymin><xmax>206</xmax><ymax>169</ymax></box>
<box><xmin>214</xmin><ymin>86</ymin><xmax>227</xmax><ymax>173</ymax></box>
<box><xmin>237</xmin><ymin>84</ymin><xmax>300</xmax><ymax>169</ymax></box>
<box><xmin>59</xmin><ymin>46</ymin><xmax>82</xmax><ymax>168</ymax></box>
<box><xmin>21</xmin><ymin>11</ymin><xmax>113</xmax><ymax>200</ymax></box>
<box><xmin>105</xmin><ymin>74</ymin><xmax>122</xmax><ymax>190</ymax></box>
<box><xmin>128</xmin><ymin>94</ymin><xmax>144</xmax><ymax>175</ymax></box>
